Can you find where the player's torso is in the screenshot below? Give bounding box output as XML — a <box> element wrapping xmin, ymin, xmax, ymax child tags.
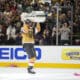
<box><xmin>21</xmin><ymin>24</ymin><xmax>34</xmax><ymax>44</ymax></box>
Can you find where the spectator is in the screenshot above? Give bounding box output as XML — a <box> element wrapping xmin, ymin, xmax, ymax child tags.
<box><xmin>67</xmin><ymin>10</ymin><xmax>72</xmax><ymax>25</ymax></box>
<box><xmin>60</xmin><ymin>22</ymin><xmax>71</xmax><ymax>45</ymax></box>
<box><xmin>51</xmin><ymin>26</ymin><xmax>56</xmax><ymax>45</ymax></box>
<box><xmin>15</xmin><ymin>33</ymin><xmax>22</xmax><ymax>45</ymax></box>
<box><xmin>43</xmin><ymin>25</ymin><xmax>51</xmax><ymax>45</ymax></box>
<box><xmin>0</xmin><ymin>0</ymin><xmax>79</xmax><ymax>45</ymax></box>
<box><xmin>0</xmin><ymin>23</ymin><xmax>6</xmax><ymax>45</ymax></box>
<box><xmin>59</xmin><ymin>13</ymin><xmax>68</xmax><ymax>24</ymax></box>
<box><xmin>6</xmin><ymin>23</ymin><xmax>16</xmax><ymax>45</ymax></box>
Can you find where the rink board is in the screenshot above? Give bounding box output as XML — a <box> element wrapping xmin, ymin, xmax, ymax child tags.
<box><xmin>0</xmin><ymin>46</ymin><xmax>80</xmax><ymax>68</ymax></box>
<box><xmin>0</xmin><ymin>62</ymin><xmax>80</xmax><ymax>68</ymax></box>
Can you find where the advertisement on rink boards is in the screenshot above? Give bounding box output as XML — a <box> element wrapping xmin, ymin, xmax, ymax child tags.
<box><xmin>0</xmin><ymin>46</ymin><xmax>80</xmax><ymax>68</ymax></box>
<box><xmin>0</xmin><ymin>46</ymin><xmax>41</xmax><ymax>62</ymax></box>
<box><xmin>62</xmin><ymin>48</ymin><xmax>80</xmax><ymax>60</ymax></box>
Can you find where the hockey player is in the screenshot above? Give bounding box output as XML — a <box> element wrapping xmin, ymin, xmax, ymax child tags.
<box><xmin>21</xmin><ymin>19</ymin><xmax>41</xmax><ymax>74</ymax></box>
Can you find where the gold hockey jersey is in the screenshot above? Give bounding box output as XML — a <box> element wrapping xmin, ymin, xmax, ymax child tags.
<box><xmin>21</xmin><ymin>24</ymin><xmax>34</xmax><ymax>44</ymax></box>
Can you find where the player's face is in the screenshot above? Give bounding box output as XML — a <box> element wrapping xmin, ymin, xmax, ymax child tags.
<box><xmin>28</xmin><ymin>21</ymin><xmax>33</xmax><ymax>27</ymax></box>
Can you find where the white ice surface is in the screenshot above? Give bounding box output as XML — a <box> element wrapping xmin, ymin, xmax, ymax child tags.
<box><xmin>0</xmin><ymin>67</ymin><xmax>80</xmax><ymax>80</ymax></box>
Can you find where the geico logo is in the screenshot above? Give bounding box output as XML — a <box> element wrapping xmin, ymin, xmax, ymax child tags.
<box><xmin>0</xmin><ymin>48</ymin><xmax>41</xmax><ymax>60</ymax></box>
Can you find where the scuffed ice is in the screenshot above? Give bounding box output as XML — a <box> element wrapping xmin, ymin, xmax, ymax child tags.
<box><xmin>0</xmin><ymin>68</ymin><xmax>80</xmax><ymax>80</ymax></box>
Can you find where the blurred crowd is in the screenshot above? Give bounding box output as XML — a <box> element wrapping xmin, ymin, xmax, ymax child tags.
<box><xmin>0</xmin><ymin>0</ymin><xmax>80</xmax><ymax>45</ymax></box>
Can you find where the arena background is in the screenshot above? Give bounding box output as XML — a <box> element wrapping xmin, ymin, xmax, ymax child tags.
<box><xmin>0</xmin><ymin>0</ymin><xmax>80</xmax><ymax>80</ymax></box>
